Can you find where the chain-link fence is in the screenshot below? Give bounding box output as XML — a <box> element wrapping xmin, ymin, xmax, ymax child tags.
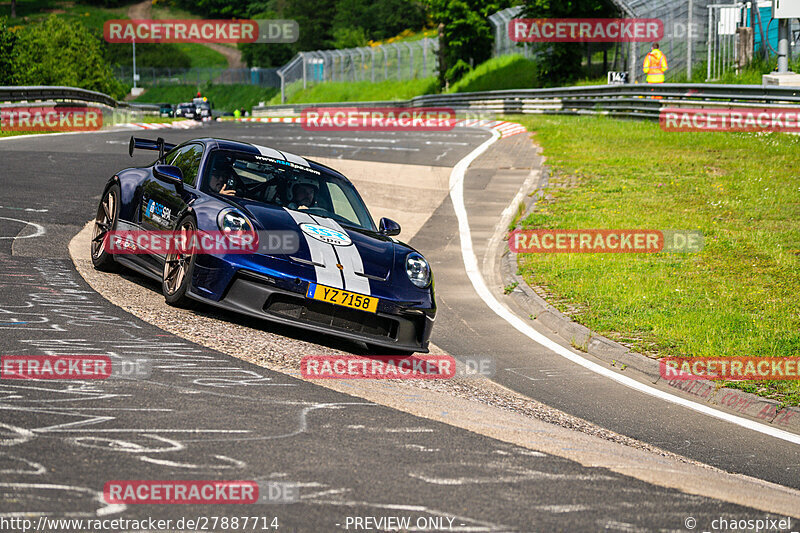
<box><xmin>114</xmin><ymin>67</ymin><xmax>280</xmax><ymax>88</ymax></box>
<box><xmin>489</xmin><ymin>6</ymin><xmax>533</xmax><ymax>58</ymax></box>
<box><xmin>276</xmin><ymin>38</ymin><xmax>439</xmax><ymax>103</ymax></box>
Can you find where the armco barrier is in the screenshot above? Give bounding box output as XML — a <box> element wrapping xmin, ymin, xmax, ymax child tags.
<box><xmin>252</xmin><ymin>83</ymin><xmax>800</xmax><ymax>121</ymax></box>
<box><xmin>7</xmin><ymin>83</ymin><xmax>800</xmax><ymax>126</ymax></box>
<box><xmin>0</xmin><ymin>85</ymin><xmax>160</xmax><ymax>129</ymax></box>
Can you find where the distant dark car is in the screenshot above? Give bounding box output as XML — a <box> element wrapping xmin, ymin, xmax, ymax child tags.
<box><xmin>193</xmin><ymin>97</ymin><xmax>212</xmax><ymax>121</ymax></box>
<box><xmin>159</xmin><ymin>103</ymin><xmax>175</xmax><ymax>118</ymax></box>
<box><xmin>175</xmin><ymin>103</ymin><xmax>196</xmax><ymax>119</ymax></box>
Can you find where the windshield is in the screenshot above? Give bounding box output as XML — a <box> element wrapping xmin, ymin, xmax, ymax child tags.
<box><xmin>202</xmin><ymin>149</ymin><xmax>376</xmax><ymax>232</ymax></box>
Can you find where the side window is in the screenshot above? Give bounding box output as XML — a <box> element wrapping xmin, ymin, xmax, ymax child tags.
<box><xmin>327</xmin><ymin>182</ymin><xmax>359</xmax><ymax>225</ymax></box>
<box><xmin>169</xmin><ymin>144</ymin><xmax>204</xmax><ymax>186</ymax></box>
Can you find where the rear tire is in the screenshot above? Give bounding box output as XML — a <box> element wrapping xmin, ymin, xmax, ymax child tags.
<box><xmin>162</xmin><ymin>215</ymin><xmax>197</xmax><ymax>309</ymax></box>
<box><xmin>90</xmin><ymin>183</ymin><xmax>121</xmax><ymax>272</ymax></box>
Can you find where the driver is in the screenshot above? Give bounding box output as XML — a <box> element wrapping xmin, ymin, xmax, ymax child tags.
<box><xmin>209</xmin><ymin>159</ymin><xmax>239</xmax><ymax>197</ymax></box>
<box><xmin>287</xmin><ymin>182</ymin><xmax>317</xmax><ymax>210</ymax></box>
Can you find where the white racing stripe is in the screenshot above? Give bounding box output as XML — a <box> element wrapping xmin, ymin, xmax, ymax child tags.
<box><xmin>284</xmin><ymin>209</ymin><xmax>343</xmax><ymax>289</ymax></box>
<box><xmin>251</xmin><ymin>144</ymin><xmax>286</xmax><ymax>160</ymax></box>
<box><xmin>451</xmin><ymin>130</ymin><xmax>800</xmax><ymax>446</ymax></box>
<box><xmin>310</xmin><ymin>216</ymin><xmax>371</xmax><ymax>296</ymax></box>
<box><xmin>251</xmin><ymin>143</ymin><xmax>311</xmax><ymax>167</ymax></box>
<box><xmin>279</xmin><ymin>150</ymin><xmax>311</xmax><ymax>167</ymax></box>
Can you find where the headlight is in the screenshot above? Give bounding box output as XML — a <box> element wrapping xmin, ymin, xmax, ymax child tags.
<box><xmin>405</xmin><ymin>252</ymin><xmax>431</xmax><ymax>288</ymax></box>
<box><xmin>217</xmin><ymin>208</ymin><xmax>252</xmax><ymax>233</ymax></box>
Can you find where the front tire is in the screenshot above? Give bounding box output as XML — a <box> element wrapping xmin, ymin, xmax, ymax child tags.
<box><xmin>162</xmin><ymin>215</ymin><xmax>197</xmax><ymax>308</ymax></box>
<box><xmin>91</xmin><ymin>183</ymin><xmax>121</xmax><ymax>272</ymax></box>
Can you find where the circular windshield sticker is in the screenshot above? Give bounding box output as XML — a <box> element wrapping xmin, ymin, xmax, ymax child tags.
<box><xmin>299</xmin><ymin>223</ymin><xmax>352</xmax><ymax>246</ymax></box>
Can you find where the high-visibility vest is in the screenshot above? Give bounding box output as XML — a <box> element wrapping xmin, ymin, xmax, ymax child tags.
<box><xmin>643</xmin><ymin>49</ymin><xmax>668</xmax><ymax>83</ymax></box>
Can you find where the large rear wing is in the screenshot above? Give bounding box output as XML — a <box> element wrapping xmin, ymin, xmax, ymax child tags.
<box><xmin>128</xmin><ymin>136</ymin><xmax>177</xmax><ymax>159</ymax></box>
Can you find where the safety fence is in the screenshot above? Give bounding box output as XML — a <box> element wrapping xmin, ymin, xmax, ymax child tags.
<box><xmin>113</xmin><ymin>67</ymin><xmax>281</xmax><ymax>88</ymax></box>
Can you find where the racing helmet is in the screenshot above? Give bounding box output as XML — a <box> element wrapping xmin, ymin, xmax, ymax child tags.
<box><xmin>286</xmin><ymin>176</ymin><xmax>319</xmax><ymax>203</ymax></box>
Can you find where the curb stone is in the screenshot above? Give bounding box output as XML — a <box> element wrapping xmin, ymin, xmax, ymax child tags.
<box><xmin>495</xmin><ymin>148</ymin><xmax>800</xmax><ymax>434</ymax></box>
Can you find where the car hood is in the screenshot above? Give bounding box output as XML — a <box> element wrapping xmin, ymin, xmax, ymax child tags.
<box><xmin>229</xmin><ymin>198</ymin><xmax>396</xmax><ymax>281</ymax></box>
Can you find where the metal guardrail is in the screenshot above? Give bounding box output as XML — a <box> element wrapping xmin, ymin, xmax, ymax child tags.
<box><xmin>253</xmin><ymin>83</ymin><xmax>800</xmax><ymax>120</ymax></box>
<box><xmin>0</xmin><ymin>85</ymin><xmax>159</xmax><ymax>112</ymax></box>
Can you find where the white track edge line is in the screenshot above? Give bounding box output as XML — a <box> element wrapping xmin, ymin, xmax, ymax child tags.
<box><xmin>450</xmin><ymin>129</ymin><xmax>800</xmax><ymax>446</ymax></box>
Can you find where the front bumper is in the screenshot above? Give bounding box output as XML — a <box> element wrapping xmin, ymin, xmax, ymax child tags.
<box><xmin>191</xmin><ymin>269</ymin><xmax>434</xmax><ymax>353</ymax></box>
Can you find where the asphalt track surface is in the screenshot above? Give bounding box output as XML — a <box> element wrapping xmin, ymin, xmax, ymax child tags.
<box><xmin>0</xmin><ymin>122</ymin><xmax>793</xmax><ymax>531</ymax></box>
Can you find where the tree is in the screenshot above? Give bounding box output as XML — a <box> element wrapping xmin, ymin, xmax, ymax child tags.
<box><xmin>519</xmin><ymin>0</ymin><xmax>618</xmax><ymax>85</ymax></box>
<box><xmin>427</xmin><ymin>0</ymin><xmax>513</xmax><ymax>86</ymax></box>
<box><xmin>13</xmin><ymin>16</ymin><xmax>126</xmax><ymax>99</ymax></box>
<box><xmin>0</xmin><ymin>17</ymin><xmax>18</xmax><ymax>84</ymax></box>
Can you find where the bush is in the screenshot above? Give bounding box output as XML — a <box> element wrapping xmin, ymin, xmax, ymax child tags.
<box><xmin>12</xmin><ymin>16</ymin><xmax>126</xmax><ymax>99</ymax></box>
<box><xmin>0</xmin><ymin>17</ymin><xmax>18</xmax><ymax>84</ymax></box>
<box><xmin>519</xmin><ymin>0</ymin><xmax>618</xmax><ymax>86</ymax></box>
<box><xmin>427</xmin><ymin>0</ymin><xmax>514</xmax><ymax>87</ymax></box>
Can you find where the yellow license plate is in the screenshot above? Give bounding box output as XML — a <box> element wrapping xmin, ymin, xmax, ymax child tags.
<box><xmin>306</xmin><ymin>282</ymin><xmax>378</xmax><ymax>313</ymax></box>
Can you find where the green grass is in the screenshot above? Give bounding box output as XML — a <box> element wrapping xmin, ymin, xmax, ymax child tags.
<box><xmin>138</xmin><ymin>115</ymin><xmax>182</xmax><ymax>123</ymax></box>
<box><xmin>270</xmin><ymin>78</ymin><xmax>438</xmax><ymax>105</ymax></box>
<box><xmin>134</xmin><ymin>84</ymin><xmax>278</xmax><ymax>112</ymax></box>
<box><xmin>511</xmin><ymin>115</ymin><xmax>800</xmax><ymax>406</ymax></box>
<box><xmin>0</xmin><ymin>130</ymin><xmax>49</xmax><ymax>137</ymax></box>
<box><xmin>172</xmin><ymin>43</ymin><xmax>228</xmax><ymax>68</ymax></box>
<box><xmin>447</xmin><ymin>54</ymin><xmax>539</xmax><ymax>93</ymax></box>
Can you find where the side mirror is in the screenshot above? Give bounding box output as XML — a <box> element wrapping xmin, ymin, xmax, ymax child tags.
<box><xmin>153</xmin><ymin>164</ymin><xmax>184</xmax><ymax>192</ymax></box>
<box><xmin>379</xmin><ymin>217</ymin><xmax>401</xmax><ymax>236</ymax></box>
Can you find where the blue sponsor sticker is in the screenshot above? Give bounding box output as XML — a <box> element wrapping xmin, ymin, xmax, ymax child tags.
<box><xmin>299</xmin><ymin>223</ymin><xmax>351</xmax><ymax>246</ymax></box>
<box><xmin>145</xmin><ymin>200</ymin><xmax>171</xmax><ymax>222</ymax></box>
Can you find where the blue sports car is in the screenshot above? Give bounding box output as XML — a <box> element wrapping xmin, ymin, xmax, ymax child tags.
<box><xmin>90</xmin><ymin>136</ymin><xmax>435</xmax><ymax>353</ymax></box>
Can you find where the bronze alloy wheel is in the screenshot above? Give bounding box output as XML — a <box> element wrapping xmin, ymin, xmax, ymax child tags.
<box><xmin>162</xmin><ymin>216</ymin><xmax>197</xmax><ymax>308</ymax></box>
<box><xmin>90</xmin><ymin>183</ymin><xmax>120</xmax><ymax>271</ymax></box>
